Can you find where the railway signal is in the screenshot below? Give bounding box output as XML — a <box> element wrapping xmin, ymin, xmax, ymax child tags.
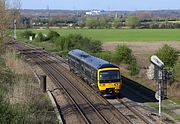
<box><xmin>150</xmin><ymin>55</ymin><xmax>165</xmax><ymax>118</ymax></box>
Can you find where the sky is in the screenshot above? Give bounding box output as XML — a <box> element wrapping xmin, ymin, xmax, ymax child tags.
<box><xmin>20</xmin><ymin>0</ymin><xmax>180</xmax><ymax>11</ymax></box>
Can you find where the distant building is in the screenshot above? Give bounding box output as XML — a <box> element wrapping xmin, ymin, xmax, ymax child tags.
<box><xmin>85</xmin><ymin>10</ymin><xmax>109</xmax><ymax>16</ymax></box>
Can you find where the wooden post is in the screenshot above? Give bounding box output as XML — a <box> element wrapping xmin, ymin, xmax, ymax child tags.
<box><xmin>40</xmin><ymin>75</ymin><xmax>47</xmax><ymax>93</ymax></box>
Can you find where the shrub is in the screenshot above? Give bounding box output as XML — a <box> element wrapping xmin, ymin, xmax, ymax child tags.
<box><xmin>61</xmin><ymin>34</ymin><xmax>102</xmax><ymax>53</ymax></box>
<box><xmin>21</xmin><ymin>30</ymin><xmax>36</xmax><ymax>40</ymax></box>
<box><xmin>174</xmin><ymin>60</ymin><xmax>180</xmax><ymax>82</ymax></box>
<box><xmin>96</xmin><ymin>51</ymin><xmax>112</xmax><ymax>62</ymax></box>
<box><xmin>54</xmin><ymin>36</ymin><xmax>66</xmax><ymax>50</ymax></box>
<box><xmin>128</xmin><ymin>59</ymin><xmax>140</xmax><ymax>76</ymax></box>
<box><xmin>35</xmin><ymin>32</ymin><xmax>46</xmax><ymax>42</ymax></box>
<box><xmin>113</xmin><ymin>45</ymin><xmax>133</xmax><ymax>64</ymax></box>
<box><xmin>0</xmin><ymin>56</ymin><xmax>15</xmax><ymax>87</ymax></box>
<box><xmin>155</xmin><ymin>44</ymin><xmax>179</xmax><ymax>68</ymax></box>
<box><xmin>87</xmin><ymin>40</ymin><xmax>102</xmax><ymax>53</ymax></box>
<box><xmin>47</xmin><ymin>30</ymin><xmax>60</xmax><ymax>42</ymax></box>
<box><xmin>113</xmin><ymin>45</ymin><xmax>140</xmax><ymax>75</ymax></box>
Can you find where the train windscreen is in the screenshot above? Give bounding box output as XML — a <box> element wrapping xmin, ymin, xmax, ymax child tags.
<box><xmin>99</xmin><ymin>70</ymin><xmax>120</xmax><ymax>83</ymax></box>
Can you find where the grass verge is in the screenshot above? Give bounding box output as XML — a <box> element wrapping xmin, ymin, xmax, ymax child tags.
<box><xmin>0</xmin><ymin>49</ymin><xmax>58</xmax><ymax>123</ymax></box>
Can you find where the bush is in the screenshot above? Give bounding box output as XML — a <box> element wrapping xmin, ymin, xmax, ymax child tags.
<box><xmin>0</xmin><ymin>103</ymin><xmax>29</xmax><ymax>124</ymax></box>
<box><xmin>47</xmin><ymin>30</ymin><xmax>60</xmax><ymax>42</ymax></box>
<box><xmin>128</xmin><ymin>59</ymin><xmax>140</xmax><ymax>76</ymax></box>
<box><xmin>35</xmin><ymin>32</ymin><xmax>46</xmax><ymax>42</ymax></box>
<box><xmin>96</xmin><ymin>51</ymin><xmax>112</xmax><ymax>62</ymax></box>
<box><xmin>174</xmin><ymin>59</ymin><xmax>180</xmax><ymax>82</ymax></box>
<box><xmin>113</xmin><ymin>45</ymin><xmax>140</xmax><ymax>75</ymax></box>
<box><xmin>113</xmin><ymin>45</ymin><xmax>133</xmax><ymax>64</ymax></box>
<box><xmin>0</xmin><ymin>56</ymin><xmax>15</xmax><ymax>87</ymax></box>
<box><xmin>21</xmin><ymin>30</ymin><xmax>36</xmax><ymax>40</ymax></box>
<box><xmin>87</xmin><ymin>40</ymin><xmax>102</xmax><ymax>53</ymax></box>
<box><xmin>32</xmin><ymin>30</ymin><xmax>60</xmax><ymax>42</ymax></box>
<box><xmin>54</xmin><ymin>36</ymin><xmax>66</xmax><ymax>50</ymax></box>
<box><xmin>60</xmin><ymin>34</ymin><xmax>102</xmax><ymax>53</ymax></box>
<box><xmin>155</xmin><ymin>44</ymin><xmax>179</xmax><ymax>68</ymax></box>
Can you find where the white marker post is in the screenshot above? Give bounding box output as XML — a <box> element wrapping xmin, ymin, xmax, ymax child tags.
<box><xmin>14</xmin><ymin>19</ymin><xmax>17</xmax><ymax>40</ymax></box>
<box><xmin>158</xmin><ymin>80</ymin><xmax>161</xmax><ymax>117</ymax></box>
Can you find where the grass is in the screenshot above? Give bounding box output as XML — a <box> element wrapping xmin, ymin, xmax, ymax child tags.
<box><xmin>17</xmin><ymin>29</ymin><xmax>180</xmax><ymax>42</ymax></box>
<box><xmin>147</xmin><ymin>101</ymin><xmax>178</xmax><ymax>123</ymax></box>
<box><xmin>0</xmin><ymin>49</ymin><xmax>58</xmax><ymax>123</ymax></box>
<box><xmin>174</xmin><ymin>59</ymin><xmax>180</xmax><ymax>82</ymax></box>
<box><xmin>30</xmin><ymin>41</ymin><xmax>57</xmax><ymax>52</ymax></box>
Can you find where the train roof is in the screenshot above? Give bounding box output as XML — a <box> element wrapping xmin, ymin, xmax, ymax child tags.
<box><xmin>68</xmin><ymin>49</ymin><xmax>119</xmax><ymax>69</ymax></box>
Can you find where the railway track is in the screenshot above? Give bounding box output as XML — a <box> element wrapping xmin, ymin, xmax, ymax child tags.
<box><xmin>8</xmin><ymin>40</ymin><xmax>162</xmax><ymax>124</ymax></box>
<box><xmin>117</xmin><ymin>98</ymin><xmax>152</xmax><ymax>123</ymax></box>
<box><xmin>107</xmin><ymin>98</ymin><xmax>157</xmax><ymax>124</ymax></box>
<box><xmin>9</xmin><ymin>41</ymin><xmax>132</xmax><ymax>124</ymax></box>
<box><xmin>34</xmin><ymin>56</ymin><xmax>110</xmax><ymax>124</ymax></box>
<box><xmin>42</xmin><ymin>48</ymin><xmax>159</xmax><ymax>124</ymax></box>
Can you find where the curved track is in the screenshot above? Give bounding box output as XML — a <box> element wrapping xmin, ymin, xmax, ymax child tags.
<box><xmin>8</xmin><ymin>40</ymin><xmax>161</xmax><ymax>124</ymax></box>
<box><xmin>9</xmin><ymin>41</ymin><xmax>132</xmax><ymax>124</ymax></box>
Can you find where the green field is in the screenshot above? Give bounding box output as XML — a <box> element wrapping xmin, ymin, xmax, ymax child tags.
<box><xmin>17</xmin><ymin>29</ymin><xmax>180</xmax><ymax>42</ymax></box>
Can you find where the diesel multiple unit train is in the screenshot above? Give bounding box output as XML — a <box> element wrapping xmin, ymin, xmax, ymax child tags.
<box><xmin>68</xmin><ymin>49</ymin><xmax>122</xmax><ymax>96</ymax></box>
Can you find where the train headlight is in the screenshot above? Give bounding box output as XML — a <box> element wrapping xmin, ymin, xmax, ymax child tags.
<box><xmin>114</xmin><ymin>83</ymin><xmax>119</xmax><ymax>86</ymax></box>
<box><xmin>100</xmin><ymin>84</ymin><xmax>105</xmax><ymax>86</ymax></box>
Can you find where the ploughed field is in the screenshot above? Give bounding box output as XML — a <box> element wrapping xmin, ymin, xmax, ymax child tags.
<box><xmin>103</xmin><ymin>41</ymin><xmax>180</xmax><ymax>66</ymax></box>
<box><xmin>17</xmin><ymin>29</ymin><xmax>180</xmax><ymax>42</ymax></box>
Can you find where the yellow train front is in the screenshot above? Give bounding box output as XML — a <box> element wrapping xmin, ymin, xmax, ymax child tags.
<box><xmin>68</xmin><ymin>49</ymin><xmax>122</xmax><ymax>96</ymax></box>
<box><xmin>98</xmin><ymin>67</ymin><xmax>122</xmax><ymax>96</ymax></box>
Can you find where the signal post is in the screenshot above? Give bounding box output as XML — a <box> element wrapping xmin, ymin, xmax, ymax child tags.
<box><xmin>148</xmin><ymin>55</ymin><xmax>168</xmax><ymax>121</ymax></box>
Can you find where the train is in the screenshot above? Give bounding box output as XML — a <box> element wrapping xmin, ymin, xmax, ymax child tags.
<box><xmin>68</xmin><ymin>49</ymin><xmax>122</xmax><ymax>96</ymax></box>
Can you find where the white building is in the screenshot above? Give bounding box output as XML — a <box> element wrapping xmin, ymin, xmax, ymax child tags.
<box><xmin>85</xmin><ymin>10</ymin><xmax>109</xmax><ymax>16</ymax></box>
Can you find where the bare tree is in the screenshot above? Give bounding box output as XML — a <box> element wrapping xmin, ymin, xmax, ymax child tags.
<box><xmin>0</xmin><ymin>0</ymin><xmax>21</xmax><ymax>50</ymax></box>
<box><xmin>0</xmin><ymin>0</ymin><xmax>8</xmax><ymax>49</ymax></box>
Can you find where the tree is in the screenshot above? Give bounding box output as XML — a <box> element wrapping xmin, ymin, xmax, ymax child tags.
<box><xmin>98</xmin><ymin>18</ymin><xmax>108</xmax><ymax>29</ymax></box>
<box><xmin>0</xmin><ymin>0</ymin><xmax>9</xmax><ymax>50</ymax></box>
<box><xmin>0</xmin><ymin>0</ymin><xmax>20</xmax><ymax>51</ymax></box>
<box><xmin>112</xmin><ymin>18</ymin><xmax>122</xmax><ymax>28</ymax></box>
<box><xmin>155</xmin><ymin>44</ymin><xmax>179</xmax><ymax>67</ymax></box>
<box><xmin>125</xmin><ymin>16</ymin><xmax>140</xmax><ymax>28</ymax></box>
<box><xmin>85</xmin><ymin>17</ymin><xmax>99</xmax><ymax>29</ymax></box>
